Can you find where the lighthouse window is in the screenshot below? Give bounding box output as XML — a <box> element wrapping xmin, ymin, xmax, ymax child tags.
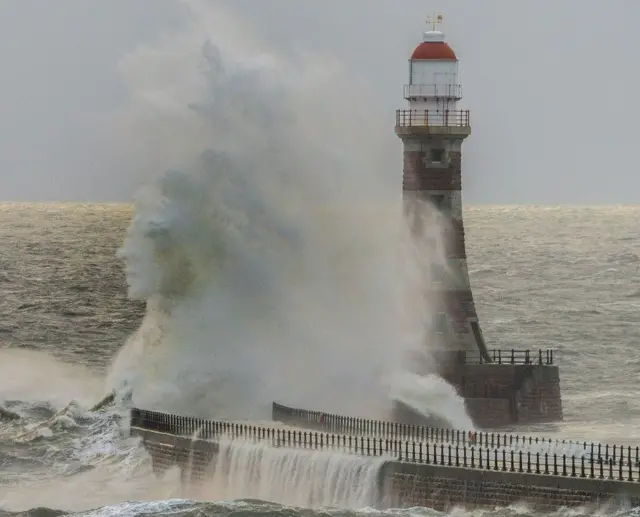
<box><xmin>430</xmin><ymin>148</ymin><xmax>445</xmax><ymax>163</ymax></box>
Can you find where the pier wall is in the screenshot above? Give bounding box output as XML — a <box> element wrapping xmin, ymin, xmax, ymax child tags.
<box><xmin>131</xmin><ymin>409</ymin><xmax>640</xmax><ymax>511</ymax></box>
<box><xmin>384</xmin><ymin>462</ymin><xmax>640</xmax><ymax>511</ymax></box>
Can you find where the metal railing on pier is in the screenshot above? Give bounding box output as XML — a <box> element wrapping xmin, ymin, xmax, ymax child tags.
<box><xmin>131</xmin><ymin>407</ymin><xmax>640</xmax><ymax>483</ymax></box>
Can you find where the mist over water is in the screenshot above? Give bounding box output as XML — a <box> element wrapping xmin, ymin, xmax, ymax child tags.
<box><xmin>106</xmin><ymin>2</ymin><xmax>470</xmax><ymax>425</ymax></box>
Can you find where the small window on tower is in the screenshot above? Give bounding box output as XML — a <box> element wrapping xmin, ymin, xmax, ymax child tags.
<box><xmin>430</xmin><ymin>148</ymin><xmax>445</xmax><ymax>163</ymax></box>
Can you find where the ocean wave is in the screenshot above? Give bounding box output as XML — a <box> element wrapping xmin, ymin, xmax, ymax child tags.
<box><xmin>107</xmin><ymin>0</ymin><xmax>467</xmax><ymax>431</ymax></box>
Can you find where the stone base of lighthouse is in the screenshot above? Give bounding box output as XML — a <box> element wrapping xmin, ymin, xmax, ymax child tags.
<box><xmin>393</xmin><ymin>124</ymin><xmax>564</xmax><ymax>430</ymax></box>
<box><xmin>391</xmin><ymin>362</ymin><xmax>563</xmax><ymax>429</ymax></box>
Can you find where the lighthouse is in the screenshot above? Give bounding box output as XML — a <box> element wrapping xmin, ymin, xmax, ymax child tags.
<box><xmin>396</xmin><ymin>17</ymin><xmax>492</xmax><ymax>364</ymax></box>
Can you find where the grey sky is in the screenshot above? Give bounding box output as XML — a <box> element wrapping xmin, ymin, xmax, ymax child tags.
<box><xmin>0</xmin><ymin>0</ymin><xmax>638</xmax><ymax>203</ymax></box>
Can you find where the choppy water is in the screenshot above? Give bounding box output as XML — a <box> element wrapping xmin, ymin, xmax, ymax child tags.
<box><xmin>3</xmin><ymin>1</ymin><xmax>640</xmax><ymax>515</ymax></box>
<box><xmin>1</xmin><ymin>203</ymin><xmax>640</xmax><ymax>516</ymax></box>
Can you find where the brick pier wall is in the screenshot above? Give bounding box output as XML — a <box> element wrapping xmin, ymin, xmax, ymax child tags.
<box><xmin>133</xmin><ymin>427</ymin><xmax>218</xmax><ymax>480</ymax></box>
<box><xmin>383</xmin><ymin>462</ymin><xmax>640</xmax><ymax>511</ymax></box>
<box><xmin>132</xmin><ymin>426</ymin><xmax>640</xmax><ymax>511</ymax></box>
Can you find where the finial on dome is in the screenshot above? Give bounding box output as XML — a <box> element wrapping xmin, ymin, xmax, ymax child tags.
<box><xmin>423</xmin><ymin>13</ymin><xmax>445</xmax><ymax>42</ymax></box>
<box><xmin>426</xmin><ymin>13</ymin><xmax>443</xmax><ymax>32</ymax></box>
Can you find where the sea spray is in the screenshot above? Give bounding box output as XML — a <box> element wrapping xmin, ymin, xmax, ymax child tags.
<box><xmin>388</xmin><ymin>372</ymin><xmax>475</xmax><ymax>430</ymax></box>
<box><xmin>107</xmin><ymin>0</ymin><xmax>471</xmax><ymax>427</ymax></box>
<box><xmin>203</xmin><ymin>438</ymin><xmax>389</xmax><ymax>508</ymax></box>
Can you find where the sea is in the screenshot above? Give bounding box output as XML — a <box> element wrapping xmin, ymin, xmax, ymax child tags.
<box><xmin>1</xmin><ymin>203</ymin><xmax>640</xmax><ymax>517</ymax></box>
<box><xmin>3</xmin><ymin>3</ymin><xmax>640</xmax><ymax>515</ymax></box>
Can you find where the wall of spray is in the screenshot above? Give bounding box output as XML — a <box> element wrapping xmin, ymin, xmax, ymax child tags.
<box><xmin>106</xmin><ymin>0</ymin><xmax>473</xmax><ymax>429</ymax></box>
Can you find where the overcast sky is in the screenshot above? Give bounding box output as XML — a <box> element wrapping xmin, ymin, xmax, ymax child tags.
<box><xmin>0</xmin><ymin>0</ymin><xmax>638</xmax><ymax>203</ymax></box>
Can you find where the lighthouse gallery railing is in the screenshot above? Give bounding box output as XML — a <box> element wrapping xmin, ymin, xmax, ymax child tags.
<box><xmin>396</xmin><ymin>109</ymin><xmax>470</xmax><ymax>127</ymax></box>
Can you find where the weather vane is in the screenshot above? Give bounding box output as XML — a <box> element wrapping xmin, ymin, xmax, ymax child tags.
<box><xmin>426</xmin><ymin>13</ymin><xmax>443</xmax><ymax>31</ymax></box>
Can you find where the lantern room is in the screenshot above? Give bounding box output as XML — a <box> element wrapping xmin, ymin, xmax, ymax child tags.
<box><xmin>405</xmin><ymin>22</ymin><xmax>462</xmax><ymax>111</ymax></box>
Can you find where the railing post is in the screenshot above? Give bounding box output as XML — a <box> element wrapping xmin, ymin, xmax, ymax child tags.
<box><xmin>619</xmin><ymin>456</ymin><xmax>624</xmax><ymax>481</ymax></box>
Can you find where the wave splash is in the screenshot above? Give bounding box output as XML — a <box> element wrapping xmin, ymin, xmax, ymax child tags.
<box><xmin>201</xmin><ymin>439</ymin><xmax>388</xmax><ymax>509</ymax></box>
<box><xmin>107</xmin><ymin>1</ymin><xmax>471</xmax><ymax>427</ymax></box>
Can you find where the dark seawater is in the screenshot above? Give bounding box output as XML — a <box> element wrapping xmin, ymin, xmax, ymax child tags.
<box><xmin>1</xmin><ymin>203</ymin><xmax>640</xmax><ymax>516</ymax></box>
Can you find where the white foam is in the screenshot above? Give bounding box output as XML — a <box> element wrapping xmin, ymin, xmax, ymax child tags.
<box><xmin>389</xmin><ymin>372</ymin><xmax>475</xmax><ymax>430</ymax></box>
<box><xmin>201</xmin><ymin>438</ymin><xmax>389</xmax><ymax>508</ymax></box>
<box><xmin>107</xmin><ymin>0</ymin><xmax>471</xmax><ymax>429</ymax></box>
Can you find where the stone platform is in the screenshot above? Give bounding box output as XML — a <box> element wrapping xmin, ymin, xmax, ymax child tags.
<box><xmin>418</xmin><ymin>348</ymin><xmax>563</xmax><ymax>428</ymax></box>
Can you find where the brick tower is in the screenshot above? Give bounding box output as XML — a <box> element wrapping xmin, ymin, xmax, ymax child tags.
<box><xmin>392</xmin><ymin>20</ymin><xmax>563</xmax><ymax>429</ymax></box>
<box><xmin>396</xmin><ymin>19</ymin><xmax>491</xmax><ymax>365</ymax></box>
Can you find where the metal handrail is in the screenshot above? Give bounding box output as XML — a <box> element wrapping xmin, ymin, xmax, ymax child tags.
<box><xmin>396</xmin><ymin>109</ymin><xmax>470</xmax><ymax>127</ymax></box>
<box><xmin>436</xmin><ymin>348</ymin><xmax>554</xmax><ymax>366</ymax></box>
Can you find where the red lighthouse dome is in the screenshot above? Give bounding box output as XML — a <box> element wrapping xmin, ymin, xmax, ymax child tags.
<box><xmin>411</xmin><ymin>30</ymin><xmax>458</xmax><ymax>61</ymax></box>
<box><xmin>410</xmin><ymin>39</ymin><xmax>457</xmax><ymax>61</ymax></box>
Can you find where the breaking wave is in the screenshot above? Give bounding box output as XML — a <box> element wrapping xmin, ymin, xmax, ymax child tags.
<box><xmin>106</xmin><ymin>0</ymin><xmax>469</xmax><ymax>427</ymax></box>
